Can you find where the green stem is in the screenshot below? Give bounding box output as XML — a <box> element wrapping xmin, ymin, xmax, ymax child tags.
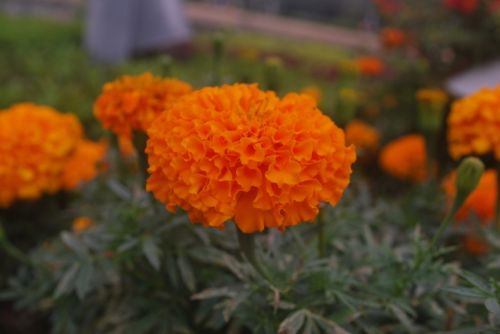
<box><xmin>0</xmin><ymin>223</ymin><xmax>31</xmax><ymax>265</ymax></box>
<box><xmin>158</xmin><ymin>55</ymin><xmax>173</xmax><ymax>77</ymax></box>
<box><xmin>496</xmin><ymin>163</ymin><xmax>500</xmax><ymax>230</ymax></box>
<box><xmin>430</xmin><ymin>194</ymin><xmax>464</xmax><ymax>250</ymax></box>
<box><xmin>132</xmin><ymin>131</ymin><xmax>149</xmax><ymax>183</ymax></box>
<box><xmin>211</xmin><ymin>35</ymin><xmax>223</xmax><ymax>85</ymax></box>
<box><xmin>236</xmin><ymin>230</ymin><xmax>270</xmax><ymax>281</ymax></box>
<box><xmin>424</xmin><ymin>130</ymin><xmax>437</xmax><ymax>181</ymax></box>
<box><xmin>318</xmin><ymin>209</ymin><xmax>326</xmax><ymax>257</ymax></box>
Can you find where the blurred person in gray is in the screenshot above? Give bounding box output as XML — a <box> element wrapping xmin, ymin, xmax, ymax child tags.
<box><xmin>85</xmin><ymin>0</ymin><xmax>191</xmax><ymax>63</ymax></box>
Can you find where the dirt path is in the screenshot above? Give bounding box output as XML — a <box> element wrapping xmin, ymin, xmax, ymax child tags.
<box><xmin>0</xmin><ymin>0</ymin><xmax>380</xmax><ymax>51</ymax></box>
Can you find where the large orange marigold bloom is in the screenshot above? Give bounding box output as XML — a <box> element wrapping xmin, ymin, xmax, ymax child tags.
<box><xmin>442</xmin><ymin>169</ymin><xmax>496</xmax><ymax>223</ymax></box>
<box><xmin>448</xmin><ymin>85</ymin><xmax>500</xmax><ymax>160</ymax></box>
<box><xmin>146</xmin><ymin>84</ymin><xmax>356</xmax><ymax>233</ymax></box>
<box><xmin>345</xmin><ymin>120</ymin><xmax>380</xmax><ymax>153</ymax></box>
<box><xmin>0</xmin><ymin>103</ymin><xmax>105</xmax><ymax>208</ymax></box>
<box><xmin>94</xmin><ymin>73</ymin><xmax>192</xmax><ymax>139</ymax></box>
<box><xmin>379</xmin><ymin>134</ymin><xmax>427</xmax><ymax>182</ymax></box>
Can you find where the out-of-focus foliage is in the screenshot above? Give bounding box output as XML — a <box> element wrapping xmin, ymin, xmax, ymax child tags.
<box><xmin>1</xmin><ymin>12</ymin><xmax>500</xmax><ymax>334</ymax></box>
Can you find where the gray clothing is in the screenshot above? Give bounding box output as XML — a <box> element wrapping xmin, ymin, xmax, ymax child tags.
<box><xmin>85</xmin><ymin>0</ymin><xmax>191</xmax><ymax>63</ymax></box>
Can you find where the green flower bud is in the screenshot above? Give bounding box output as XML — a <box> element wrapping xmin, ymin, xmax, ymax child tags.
<box><xmin>212</xmin><ymin>33</ymin><xmax>224</xmax><ymax>61</ymax></box>
<box><xmin>455</xmin><ymin>157</ymin><xmax>484</xmax><ymax>201</ymax></box>
<box><xmin>158</xmin><ymin>55</ymin><xmax>173</xmax><ymax>77</ymax></box>
<box><xmin>263</xmin><ymin>56</ymin><xmax>283</xmax><ymax>91</ymax></box>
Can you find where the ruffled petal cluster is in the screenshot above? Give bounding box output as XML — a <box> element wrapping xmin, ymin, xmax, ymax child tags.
<box><xmin>379</xmin><ymin>134</ymin><xmax>427</xmax><ymax>182</ymax></box>
<box><xmin>94</xmin><ymin>73</ymin><xmax>193</xmax><ymax>139</ymax></box>
<box><xmin>146</xmin><ymin>84</ymin><xmax>356</xmax><ymax>233</ymax></box>
<box><xmin>0</xmin><ymin>103</ymin><xmax>106</xmax><ymax>208</ymax></box>
<box><xmin>345</xmin><ymin>120</ymin><xmax>380</xmax><ymax>153</ymax></box>
<box><xmin>447</xmin><ymin>85</ymin><xmax>500</xmax><ymax>160</ymax></box>
<box><xmin>442</xmin><ymin>169</ymin><xmax>496</xmax><ymax>223</ymax></box>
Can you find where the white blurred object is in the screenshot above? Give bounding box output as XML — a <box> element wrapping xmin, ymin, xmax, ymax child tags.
<box><xmin>85</xmin><ymin>0</ymin><xmax>191</xmax><ymax>63</ymax></box>
<box><xmin>446</xmin><ymin>60</ymin><xmax>500</xmax><ymax>97</ymax></box>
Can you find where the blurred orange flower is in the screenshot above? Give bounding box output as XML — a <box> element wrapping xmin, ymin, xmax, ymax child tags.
<box><xmin>61</xmin><ymin>140</ymin><xmax>107</xmax><ymax>190</ymax></box>
<box><xmin>444</xmin><ymin>0</ymin><xmax>479</xmax><ymax>14</ymax></box>
<box><xmin>416</xmin><ymin>88</ymin><xmax>448</xmax><ymax>105</ymax></box>
<box><xmin>94</xmin><ymin>73</ymin><xmax>192</xmax><ymax>140</ymax></box>
<box><xmin>379</xmin><ymin>134</ymin><xmax>427</xmax><ymax>182</ymax></box>
<box><xmin>442</xmin><ymin>169</ymin><xmax>496</xmax><ymax>223</ymax></box>
<box><xmin>372</xmin><ymin>0</ymin><xmax>402</xmax><ymax>15</ymax></box>
<box><xmin>356</xmin><ymin>56</ymin><xmax>385</xmax><ymax>76</ymax></box>
<box><xmin>72</xmin><ymin>216</ymin><xmax>94</xmax><ymax>234</ymax></box>
<box><xmin>118</xmin><ymin>135</ymin><xmax>136</xmax><ymax>158</ymax></box>
<box><xmin>0</xmin><ymin>103</ymin><xmax>82</xmax><ymax>207</ymax></box>
<box><xmin>147</xmin><ymin>84</ymin><xmax>356</xmax><ymax>233</ymax></box>
<box><xmin>447</xmin><ymin>85</ymin><xmax>500</xmax><ymax>160</ymax></box>
<box><xmin>381</xmin><ymin>28</ymin><xmax>406</xmax><ymax>48</ymax></box>
<box><xmin>345</xmin><ymin>120</ymin><xmax>380</xmax><ymax>153</ymax></box>
<box><xmin>462</xmin><ymin>235</ymin><xmax>490</xmax><ymax>255</ymax></box>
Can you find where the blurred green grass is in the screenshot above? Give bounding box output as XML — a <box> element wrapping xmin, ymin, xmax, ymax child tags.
<box><xmin>0</xmin><ymin>14</ymin><xmax>352</xmax><ymax>139</ymax></box>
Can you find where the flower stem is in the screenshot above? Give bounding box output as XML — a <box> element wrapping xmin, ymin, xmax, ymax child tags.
<box><xmin>318</xmin><ymin>208</ymin><xmax>326</xmax><ymax>257</ymax></box>
<box><xmin>236</xmin><ymin>229</ymin><xmax>270</xmax><ymax>281</ymax></box>
<box><xmin>496</xmin><ymin>163</ymin><xmax>500</xmax><ymax>230</ymax></box>
<box><xmin>0</xmin><ymin>223</ymin><xmax>31</xmax><ymax>266</ymax></box>
<box><xmin>430</xmin><ymin>194</ymin><xmax>464</xmax><ymax>251</ymax></box>
<box><xmin>132</xmin><ymin>131</ymin><xmax>149</xmax><ymax>183</ymax></box>
<box><xmin>424</xmin><ymin>130</ymin><xmax>437</xmax><ymax>181</ymax></box>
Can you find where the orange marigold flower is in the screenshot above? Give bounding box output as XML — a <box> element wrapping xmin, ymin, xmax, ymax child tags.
<box><xmin>0</xmin><ymin>103</ymin><xmax>82</xmax><ymax>207</ymax></box>
<box><xmin>301</xmin><ymin>86</ymin><xmax>322</xmax><ymax>103</ymax></box>
<box><xmin>447</xmin><ymin>85</ymin><xmax>500</xmax><ymax>160</ymax></box>
<box><xmin>462</xmin><ymin>235</ymin><xmax>490</xmax><ymax>255</ymax></box>
<box><xmin>72</xmin><ymin>216</ymin><xmax>94</xmax><ymax>234</ymax></box>
<box><xmin>379</xmin><ymin>134</ymin><xmax>427</xmax><ymax>182</ymax></box>
<box><xmin>94</xmin><ymin>73</ymin><xmax>192</xmax><ymax>139</ymax></box>
<box><xmin>61</xmin><ymin>140</ymin><xmax>107</xmax><ymax>190</ymax></box>
<box><xmin>381</xmin><ymin>28</ymin><xmax>406</xmax><ymax>48</ymax></box>
<box><xmin>416</xmin><ymin>88</ymin><xmax>448</xmax><ymax>105</ymax></box>
<box><xmin>0</xmin><ymin>103</ymin><xmax>105</xmax><ymax>208</ymax></box>
<box><xmin>345</xmin><ymin>120</ymin><xmax>380</xmax><ymax>153</ymax></box>
<box><xmin>146</xmin><ymin>84</ymin><xmax>356</xmax><ymax>233</ymax></box>
<box><xmin>444</xmin><ymin>0</ymin><xmax>479</xmax><ymax>14</ymax></box>
<box><xmin>118</xmin><ymin>135</ymin><xmax>136</xmax><ymax>158</ymax></box>
<box><xmin>355</xmin><ymin>56</ymin><xmax>385</xmax><ymax>76</ymax></box>
<box><xmin>442</xmin><ymin>169</ymin><xmax>496</xmax><ymax>223</ymax></box>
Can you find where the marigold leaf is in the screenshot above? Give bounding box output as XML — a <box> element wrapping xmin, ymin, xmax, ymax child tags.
<box><xmin>389</xmin><ymin>304</ymin><xmax>415</xmax><ymax>332</ymax></box>
<box><xmin>459</xmin><ymin>270</ymin><xmax>492</xmax><ymax>293</ymax></box>
<box><xmin>54</xmin><ymin>263</ymin><xmax>80</xmax><ymax>299</ymax></box>
<box><xmin>61</xmin><ymin>231</ymin><xmax>89</xmax><ymax>257</ymax></box>
<box><xmin>75</xmin><ymin>261</ymin><xmax>94</xmax><ymax>300</ymax></box>
<box><xmin>142</xmin><ymin>236</ymin><xmax>161</xmax><ymax>270</ymax></box>
<box><xmin>191</xmin><ymin>287</ymin><xmax>237</xmax><ymax>300</ymax></box>
<box><xmin>177</xmin><ymin>255</ymin><xmax>196</xmax><ymax>292</ymax></box>
<box><xmin>484</xmin><ymin>298</ymin><xmax>500</xmax><ymax>319</ymax></box>
<box><xmin>278</xmin><ymin>309</ymin><xmax>307</xmax><ymax>334</ymax></box>
<box><xmin>309</xmin><ymin>312</ymin><xmax>351</xmax><ymax>334</ymax></box>
<box><xmin>445</xmin><ymin>287</ymin><xmax>488</xmax><ymax>299</ymax></box>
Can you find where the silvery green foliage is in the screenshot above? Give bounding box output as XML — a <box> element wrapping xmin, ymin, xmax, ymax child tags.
<box><xmin>2</xmin><ymin>166</ymin><xmax>500</xmax><ymax>333</ymax></box>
